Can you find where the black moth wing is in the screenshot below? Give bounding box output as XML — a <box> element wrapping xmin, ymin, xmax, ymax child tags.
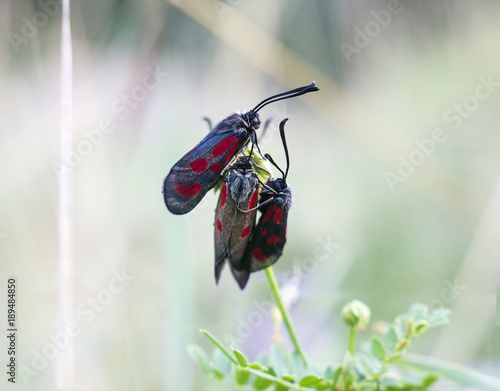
<box><xmin>214</xmin><ymin>158</ymin><xmax>259</xmax><ymax>289</ymax></box>
<box><xmin>243</xmin><ymin>178</ymin><xmax>292</xmax><ymax>272</ymax></box>
<box><xmin>163</xmin><ymin>112</ymin><xmax>259</xmax><ymax>215</ymax></box>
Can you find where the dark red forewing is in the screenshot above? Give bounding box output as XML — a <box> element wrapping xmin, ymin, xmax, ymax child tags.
<box><xmin>214</xmin><ymin>159</ymin><xmax>259</xmax><ymax>289</ymax></box>
<box><xmin>243</xmin><ymin>180</ymin><xmax>292</xmax><ymax>272</ymax></box>
<box><xmin>163</xmin><ymin>113</ymin><xmax>254</xmax><ymax>215</ymax></box>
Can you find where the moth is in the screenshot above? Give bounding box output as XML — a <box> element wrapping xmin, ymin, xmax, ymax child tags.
<box><xmin>162</xmin><ymin>82</ymin><xmax>318</xmax><ymax>215</ymax></box>
<box><xmin>213</xmin><ymin>157</ymin><xmax>259</xmax><ymax>289</ymax></box>
<box><xmin>242</xmin><ymin>118</ymin><xmax>293</xmax><ymax>273</ymax></box>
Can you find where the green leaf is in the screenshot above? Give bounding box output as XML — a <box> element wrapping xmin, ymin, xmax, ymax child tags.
<box><xmin>396</xmin><ymin>337</ymin><xmax>410</xmax><ymax>351</ymax></box>
<box><xmin>357</xmin><ymin>354</ymin><xmax>383</xmax><ymax>380</ymax></box>
<box><xmin>200</xmin><ymin>329</ymin><xmax>237</xmax><ymax>365</ymax></box>
<box><xmin>413</xmin><ymin>320</ymin><xmax>428</xmax><ymax>336</ymax></box>
<box><xmin>331</xmin><ymin>366</ymin><xmax>342</xmax><ymax>388</ymax></box>
<box><xmin>315</xmin><ymin>380</ymin><xmax>333</xmax><ymax>391</ymax></box>
<box><xmin>257</xmin><ymin>352</ymin><xmax>271</xmax><ymax>367</ymax></box>
<box><xmin>426</xmin><ymin>307</ymin><xmax>451</xmax><ymax>327</ymax></box>
<box><xmin>400</xmin><ymin>353</ymin><xmax>500</xmax><ymax>390</ymax></box>
<box><xmin>250</xmin><ymin>362</ymin><xmax>267</xmax><ymax>371</ymax></box>
<box><xmin>233</xmin><ymin>348</ymin><xmax>248</xmax><ymax>367</ymax></box>
<box><xmin>307</xmin><ymin>362</ymin><xmax>323</xmax><ymax>377</ymax></box>
<box><xmin>235</xmin><ymin>367</ymin><xmax>250</xmax><ymax>385</ymax></box>
<box><xmin>279</xmin><ymin>373</ymin><xmax>295</xmax><ymax>390</ymax></box>
<box><xmin>385</xmin><ymin>352</ymin><xmax>402</xmax><ymax>364</ymax></box>
<box><xmin>270</xmin><ymin>345</ymin><xmax>288</xmax><ymax>378</ymax></box>
<box><xmin>323</xmin><ymin>365</ymin><xmax>333</xmax><ymax>379</ymax></box>
<box><xmin>211</xmin><ymin>368</ymin><xmax>225</xmax><ymax>380</ymax></box>
<box><xmin>371</xmin><ymin>337</ymin><xmax>387</xmax><ymax>360</ymax></box>
<box><xmin>394</xmin><ymin>315</ymin><xmax>410</xmax><ymax>338</ymax></box>
<box><xmin>407</xmin><ymin>303</ymin><xmax>428</xmax><ymax>320</ymax></box>
<box><xmin>384</xmin><ymin>326</ymin><xmax>399</xmax><ymax>352</ymax></box>
<box><xmin>299</xmin><ymin>374</ymin><xmax>322</xmax><ymax>387</ymax></box>
<box><xmin>377</xmin><ymin>375</ymin><xmax>402</xmax><ymax>388</ymax></box>
<box><xmin>420</xmin><ymin>373</ymin><xmax>439</xmax><ymax>388</ymax></box>
<box><xmin>254</xmin><ymin>373</ymin><xmax>273</xmax><ymax>390</ymax></box>
<box><xmin>288</xmin><ymin>351</ymin><xmax>306</xmax><ymax>380</ymax></box>
<box><xmin>274</xmin><ymin>384</ymin><xmax>288</xmax><ymax>391</ymax></box>
<box><xmin>212</xmin><ymin>348</ymin><xmax>232</xmax><ymax>379</ymax></box>
<box><xmin>187</xmin><ymin>344</ymin><xmax>211</xmax><ymax>375</ymax></box>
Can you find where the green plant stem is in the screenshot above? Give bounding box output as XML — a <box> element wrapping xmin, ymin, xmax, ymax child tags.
<box><xmin>265</xmin><ymin>267</ymin><xmax>307</xmax><ymax>366</ymax></box>
<box><xmin>244</xmin><ymin>366</ymin><xmax>316</xmax><ymax>391</ymax></box>
<box><xmin>348</xmin><ymin>326</ymin><xmax>356</xmax><ymax>354</ymax></box>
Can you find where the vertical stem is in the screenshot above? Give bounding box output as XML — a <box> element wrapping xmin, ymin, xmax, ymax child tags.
<box><xmin>265</xmin><ymin>267</ymin><xmax>307</xmax><ymax>366</ymax></box>
<box><xmin>58</xmin><ymin>0</ymin><xmax>73</xmax><ymax>388</ymax></box>
<box><xmin>348</xmin><ymin>326</ymin><xmax>356</xmax><ymax>355</ymax></box>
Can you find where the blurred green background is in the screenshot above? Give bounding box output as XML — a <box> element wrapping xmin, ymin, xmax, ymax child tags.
<box><xmin>1</xmin><ymin>0</ymin><xmax>500</xmax><ymax>389</ymax></box>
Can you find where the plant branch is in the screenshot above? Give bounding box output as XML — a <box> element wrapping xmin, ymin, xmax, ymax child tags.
<box><xmin>348</xmin><ymin>326</ymin><xmax>356</xmax><ymax>355</ymax></box>
<box><xmin>265</xmin><ymin>267</ymin><xmax>307</xmax><ymax>366</ymax></box>
<box><xmin>58</xmin><ymin>0</ymin><xmax>74</xmax><ymax>387</ymax></box>
<box><xmin>244</xmin><ymin>366</ymin><xmax>316</xmax><ymax>391</ymax></box>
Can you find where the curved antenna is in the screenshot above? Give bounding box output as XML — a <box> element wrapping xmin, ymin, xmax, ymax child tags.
<box><xmin>202</xmin><ymin>116</ymin><xmax>213</xmax><ymax>131</ymax></box>
<box><xmin>249</xmin><ymin>130</ymin><xmax>264</xmax><ymax>157</ymax></box>
<box><xmin>264</xmin><ymin>153</ymin><xmax>285</xmax><ymax>178</ymax></box>
<box><xmin>279</xmin><ymin>118</ymin><xmax>290</xmax><ymax>179</ymax></box>
<box><xmin>252</xmin><ymin>82</ymin><xmax>319</xmax><ymax>113</ymax></box>
<box><xmin>263</xmin><ymin>118</ymin><xmax>290</xmax><ymax>179</ymax></box>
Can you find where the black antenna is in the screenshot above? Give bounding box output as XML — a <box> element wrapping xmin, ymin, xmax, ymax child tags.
<box><xmin>202</xmin><ymin>116</ymin><xmax>213</xmax><ymax>131</ymax></box>
<box><xmin>279</xmin><ymin>118</ymin><xmax>290</xmax><ymax>179</ymax></box>
<box><xmin>248</xmin><ymin>132</ymin><xmax>256</xmax><ymax>158</ymax></box>
<box><xmin>250</xmin><ymin>130</ymin><xmax>264</xmax><ymax>157</ymax></box>
<box><xmin>252</xmin><ymin>82</ymin><xmax>319</xmax><ymax>113</ymax></box>
<box><xmin>264</xmin><ymin>117</ymin><xmax>290</xmax><ymax>179</ymax></box>
<box><xmin>264</xmin><ymin>153</ymin><xmax>285</xmax><ymax>178</ymax></box>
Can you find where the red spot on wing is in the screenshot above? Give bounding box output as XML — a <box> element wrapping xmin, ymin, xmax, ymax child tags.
<box><xmin>189</xmin><ymin>158</ymin><xmax>208</xmax><ymax>173</ymax></box>
<box><xmin>252</xmin><ymin>248</ymin><xmax>267</xmax><ymax>262</ymax></box>
<box><xmin>220</xmin><ymin>184</ymin><xmax>227</xmax><ymax>207</ymax></box>
<box><xmin>263</xmin><ymin>203</ymin><xmax>276</xmax><ymax>223</ymax></box>
<box><xmin>225</xmin><ymin>140</ymin><xmax>240</xmax><ymax>163</ymax></box>
<box><xmin>174</xmin><ymin>183</ymin><xmax>202</xmax><ymax>199</ymax></box>
<box><xmin>216</xmin><ymin>218</ymin><xmax>223</xmax><ymax>232</ymax></box>
<box><xmin>213</xmin><ymin>136</ymin><xmax>236</xmax><ymax>157</ymax></box>
<box><xmin>273</xmin><ymin>207</ymin><xmax>283</xmax><ymax>224</ymax></box>
<box><xmin>240</xmin><ymin>224</ymin><xmax>251</xmax><ymax>238</ymax></box>
<box><xmin>261</xmin><ymin>228</ymin><xmax>268</xmax><ymax>237</ymax></box>
<box><xmin>249</xmin><ymin>190</ymin><xmax>259</xmax><ymax>209</ymax></box>
<box><xmin>210</xmin><ymin>163</ymin><xmax>222</xmax><ymax>173</ymax></box>
<box><xmin>267</xmin><ymin>235</ymin><xmax>280</xmax><ymax>244</ymax></box>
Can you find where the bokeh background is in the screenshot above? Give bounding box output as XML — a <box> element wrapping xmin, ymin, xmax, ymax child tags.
<box><xmin>1</xmin><ymin>0</ymin><xmax>500</xmax><ymax>390</ymax></box>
